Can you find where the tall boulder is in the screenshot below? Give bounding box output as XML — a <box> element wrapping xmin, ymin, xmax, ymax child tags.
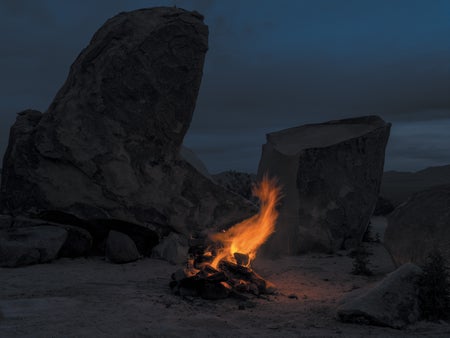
<box><xmin>258</xmin><ymin>116</ymin><xmax>390</xmax><ymax>255</ymax></box>
<box><xmin>0</xmin><ymin>7</ymin><xmax>256</xmax><ymax>238</ymax></box>
<box><xmin>385</xmin><ymin>184</ymin><xmax>450</xmax><ymax>267</ymax></box>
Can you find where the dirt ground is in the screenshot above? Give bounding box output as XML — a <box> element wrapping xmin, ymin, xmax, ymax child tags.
<box><xmin>1</xmin><ymin>217</ymin><xmax>449</xmax><ymax>337</ymax></box>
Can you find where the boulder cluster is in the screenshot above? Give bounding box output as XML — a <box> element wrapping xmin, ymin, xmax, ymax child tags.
<box><xmin>0</xmin><ymin>7</ymin><xmax>255</xmax><ymax>267</ymax></box>
<box><xmin>1</xmin><ymin>6</ymin><xmax>397</xmax><ymax>270</ymax></box>
<box><xmin>2</xmin><ymin>5</ymin><xmax>449</xmax><ymax>332</ymax></box>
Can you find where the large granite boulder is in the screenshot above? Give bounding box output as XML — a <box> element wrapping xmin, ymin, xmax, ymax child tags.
<box><xmin>0</xmin><ymin>7</ymin><xmax>256</xmax><ymax>239</ymax></box>
<box><xmin>257</xmin><ymin>116</ymin><xmax>390</xmax><ymax>255</ymax></box>
<box><xmin>385</xmin><ymin>184</ymin><xmax>450</xmax><ymax>266</ymax></box>
<box><xmin>337</xmin><ymin>263</ymin><xmax>422</xmax><ymax>329</ymax></box>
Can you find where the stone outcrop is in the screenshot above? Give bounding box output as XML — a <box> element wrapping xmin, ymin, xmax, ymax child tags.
<box><xmin>385</xmin><ymin>184</ymin><xmax>450</xmax><ymax>266</ymax></box>
<box><xmin>0</xmin><ymin>226</ymin><xmax>68</xmax><ymax>267</ymax></box>
<box><xmin>337</xmin><ymin>263</ymin><xmax>422</xmax><ymax>329</ymax></box>
<box><xmin>257</xmin><ymin>116</ymin><xmax>390</xmax><ymax>255</ymax></box>
<box><xmin>0</xmin><ymin>7</ymin><xmax>256</xmax><ymax>241</ymax></box>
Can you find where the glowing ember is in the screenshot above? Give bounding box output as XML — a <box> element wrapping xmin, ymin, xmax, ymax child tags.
<box><xmin>209</xmin><ymin>175</ymin><xmax>282</xmax><ymax>268</ymax></box>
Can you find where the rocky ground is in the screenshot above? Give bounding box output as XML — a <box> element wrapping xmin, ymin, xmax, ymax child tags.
<box><xmin>1</xmin><ymin>218</ymin><xmax>449</xmax><ymax>338</ymax></box>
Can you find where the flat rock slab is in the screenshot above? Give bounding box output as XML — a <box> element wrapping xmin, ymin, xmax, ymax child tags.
<box><xmin>258</xmin><ymin>116</ymin><xmax>390</xmax><ymax>255</ymax></box>
<box><xmin>0</xmin><ymin>226</ymin><xmax>67</xmax><ymax>267</ymax></box>
<box><xmin>337</xmin><ymin>263</ymin><xmax>422</xmax><ymax>329</ymax></box>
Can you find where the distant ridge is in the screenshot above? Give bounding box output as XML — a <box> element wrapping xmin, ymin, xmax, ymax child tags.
<box><xmin>381</xmin><ymin>164</ymin><xmax>450</xmax><ymax>205</ymax></box>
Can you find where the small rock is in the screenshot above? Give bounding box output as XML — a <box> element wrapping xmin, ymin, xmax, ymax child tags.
<box><xmin>152</xmin><ymin>232</ymin><xmax>188</xmax><ymax>265</ymax></box>
<box><xmin>105</xmin><ymin>231</ymin><xmax>139</xmax><ymax>264</ymax></box>
<box><xmin>172</xmin><ymin>269</ymin><xmax>188</xmax><ymax>281</ymax></box>
<box><xmin>288</xmin><ymin>293</ymin><xmax>298</xmax><ymax>299</ymax></box>
<box><xmin>238</xmin><ymin>300</ymin><xmax>256</xmax><ymax>310</ymax></box>
<box><xmin>58</xmin><ymin>225</ymin><xmax>93</xmax><ymax>258</ymax></box>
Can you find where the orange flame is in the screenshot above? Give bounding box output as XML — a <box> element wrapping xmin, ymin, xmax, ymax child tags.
<box><xmin>209</xmin><ymin>175</ymin><xmax>282</xmax><ymax>268</ymax></box>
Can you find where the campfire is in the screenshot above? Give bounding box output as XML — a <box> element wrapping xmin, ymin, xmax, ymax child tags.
<box><xmin>170</xmin><ymin>176</ymin><xmax>282</xmax><ymax>300</ymax></box>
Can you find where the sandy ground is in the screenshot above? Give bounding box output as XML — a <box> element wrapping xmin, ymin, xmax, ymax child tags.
<box><xmin>1</xmin><ymin>218</ymin><xmax>450</xmax><ymax>337</ymax></box>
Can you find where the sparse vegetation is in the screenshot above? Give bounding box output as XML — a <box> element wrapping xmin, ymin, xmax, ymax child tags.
<box><xmin>417</xmin><ymin>250</ymin><xmax>450</xmax><ymax>321</ymax></box>
<box><xmin>351</xmin><ymin>245</ymin><xmax>373</xmax><ymax>276</ymax></box>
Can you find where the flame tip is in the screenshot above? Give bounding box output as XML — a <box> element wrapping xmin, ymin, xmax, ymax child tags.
<box><xmin>209</xmin><ymin>175</ymin><xmax>282</xmax><ymax>268</ymax></box>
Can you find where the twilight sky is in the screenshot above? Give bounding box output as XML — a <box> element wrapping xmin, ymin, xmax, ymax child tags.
<box><xmin>1</xmin><ymin>0</ymin><xmax>449</xmax><ymax>173</ymax></box>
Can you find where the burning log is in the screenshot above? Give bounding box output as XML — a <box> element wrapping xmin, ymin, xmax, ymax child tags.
<box><xmin>234</xmin><ymin>252</ymin><xmax>249</xmax><ymax>266</ymax></box>
<box><xmin>170</xmin><ymin>261</ymin><xmax>275</xmax><ymax>300</ymax></box>
<box><xmin>170</xmin><ymin>176</ymin><xmax>281</xmax><ymax>301</ymax></box>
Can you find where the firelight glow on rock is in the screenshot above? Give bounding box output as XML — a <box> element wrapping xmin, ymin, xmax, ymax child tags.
<box><xmin>209</xmin><ymin>175</ymin><xmax>282</xmax><ymax>268</ymax></box>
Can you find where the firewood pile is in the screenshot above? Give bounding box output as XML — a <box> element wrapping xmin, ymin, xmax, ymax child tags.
<box><xmin>170</xmin><ymin>247</ymin><xmax>276</xmax><ymax>300</ymax></box>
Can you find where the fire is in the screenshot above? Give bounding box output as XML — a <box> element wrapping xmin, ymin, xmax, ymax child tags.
<box><xmin>209</xmin><ymin>175</ymin><xmax>282</xmax><ymax>268</ymax></box>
